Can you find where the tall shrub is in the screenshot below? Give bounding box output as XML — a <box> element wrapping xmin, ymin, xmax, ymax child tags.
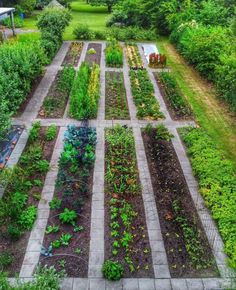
<box><xmin>37</xmin><ymin>8</ymin><xmax>71</xmax><ymax>60</ymax></box>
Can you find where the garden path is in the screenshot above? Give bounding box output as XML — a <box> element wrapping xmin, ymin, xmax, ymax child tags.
<box><xmin>8</xmin><ymin>41</ymin><xmax>235</xmax><ymax>290</ymax></box>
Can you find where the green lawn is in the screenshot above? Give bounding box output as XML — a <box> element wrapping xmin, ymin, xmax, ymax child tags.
<box><xmin>23</xmin><ymin>0</ymin><xmax>110</xmax><ymax>40</ymax></box>
<box><xmin>157</xmin><ymin>37</ymin><xmax>236</xmax><ymax>170</ymax></box>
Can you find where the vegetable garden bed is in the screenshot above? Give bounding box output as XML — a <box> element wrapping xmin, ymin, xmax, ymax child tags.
<box><xmin>154</xmin><ymin>72</ymin><xmax>192</xmax><ymax>120</ymax></box>
<box><xmin>62</xmin><ymin>42</ymin><xmax>84</xmax><ymax>66</ymax></box>
<box><xmin>0</xmin><ymin>126</ymin><xmax>24</xmax><ymax>169</ymax></box>
<box><xmin>104</xmin><ymin>125</ymin><xmax>154</xmax><ymax>278</ymax></box>
<box><xmin>0</xmin><ymin>122</ymin><xmax>58</xmax><ymax>276</ymax></box>
<box><xmin>85</xmin><ymin>43</ymin><xmax>102</xmax><ymax>66</ymax></box>
<box><xmin>142</xmin><ymin>125</ymin><xmax>218</xmax><ymax>278</ymax></box>
<box><xmin>126</xmin><ymin>44</ymin><xmax>143</xmax><ymax>70</ymax></box>
<box><xmin>40</xmin><ymin>125</ymin><xmax>96</xmax><ymax>277</ymax></box>
<box><xmin>38</xmin><ymin>66</ymin><xmax>75</xmax><ymax>119</ymax></box>
<box><xmin>105</xmin><ymin>72</ymin><xmax>130</xmax><ymax>120</ymax></box>
<box><xmin>129</xmin><ymin>69</ymin><xmax>164</xmax><ymax>120</ymax></box>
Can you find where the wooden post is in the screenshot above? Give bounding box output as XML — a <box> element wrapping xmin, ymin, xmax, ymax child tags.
<box><xmin>10</xmin><ymin>11</ymin><xmax>15</xmax><ymax>36</ymax></box>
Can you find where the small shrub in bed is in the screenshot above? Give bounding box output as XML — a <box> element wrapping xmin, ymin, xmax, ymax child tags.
<box><xmin>102</xmin><ymin>260</ymin><xmax>124</xmax><ymax>281</ymax></box>
<box><xmin>73</xmin><ymin>24</ymin><xmax>95</xmax><ymax>40</ymax></box>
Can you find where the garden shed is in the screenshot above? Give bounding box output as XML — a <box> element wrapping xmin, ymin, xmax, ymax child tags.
<box><xmin>0</xmin><ymin>7</ymin><xmax>15</xmax><ymax>36</ymax></box>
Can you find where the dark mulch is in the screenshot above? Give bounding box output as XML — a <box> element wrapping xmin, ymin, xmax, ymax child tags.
<box><xmin>38</xmin><ymin>71</ymin><xmax>68</xmax><ymax>119</ymax></box>
<box><xmin>85</xmin><ymin>43</ymin><xmax>102</xmax><ymax>66</ymax></box>
<box><xmin>0</xmin><ymin>127</ymin><xmax>59</xmax><ymax>276</ymax></box>
<box><xmin>105</xmin><ymin>72</ymin><xmax>130</xmax><ymax>120</ymax></box>
<box><xmin>153</xmin><ymin>73</ymin><xmax>193</xmax><ymax>121</ymax></box>
<box><xmin>15</xmin><ymin>73</ymin><xmax>45</xmax><ymax>117</ymax></box>
<box><xmin>39</xmin><ymin>162</ymin><xmax>94</xmax><ymax>277</ymax></box>
<box><xmin>142</xmin><ymin>130</ymin><xmax>219</xmax><ymax>278</ymax></box>
<box><xmin>0</xmin><ymin>126</ymin><xmax>24</xmax><ymax>169</ymax></box>
<box><xmin>62</xmin><ymin>42</ymin><xmax>84</xmax><ymax>66</ymax></box>
<box><xmin>104</xmin><ymin>140</ymin><xmax>154</xmax><ymax>278</ymax></box>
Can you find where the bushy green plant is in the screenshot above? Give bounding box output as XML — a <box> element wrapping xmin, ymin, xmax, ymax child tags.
<box><xmin>0</xmin><ymin>251</ymin><xmax>13</xmax><ymax>268</ymax></box>
<box><xmin>0</xmin><ymin>100</ymin><xmax>11</xmax><ymax>141</ymax></box>
<box><xmin>105</xmin><ymin>39</ymin><xmax>123</xmax><ymax>67</ymax></box>
<box><xmin>59</xmin><ymin>208</ymin><xmax>77</xmax><ymax>224</ymax></box>
<box><xmin>73</xmin><ymin>24</ymin><xmax>95</xmax><ymax>40</ymax></box>
<box><xmin>46</xmin><ymin>124</ymin><xmax>57</xmax><ymax>141</ymax></box>
<box><xmin>18</xmin><ymin>205</ymin><xmax>37</xmax><ymax>230</ymax></box>
<box><xmin>155</xmin><ymin>124</ymin><xmax>173</xmax><ymax>141</ymax></box>
<box><xmin>49</xmin><ymin>198</ymin><xmax>62</xmax><ymax>210</ymax></box>
<box><xmin>102</xmin><ymin>260</ymin><xmax>124</xmax><ymax>280</ymax></box>
<box><xmin>29</xmin><ymin>121</ymin><xmax>41</xmax><ymax>143</ymax></box>
<box><xmin>37</xmin><ymin>8</ymin><xmax>71</xmax><ymax>59</ymax></box>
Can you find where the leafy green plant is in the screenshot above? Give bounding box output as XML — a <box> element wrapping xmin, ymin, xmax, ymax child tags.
<box><xmin>18</xmin><ymin>205</ymin><xmax>37</xmax><ymax>230</ymax></box>
<box><xmin>29</xmin><ymin>121</ymin><xmax>41</xmax><ymax>143</ymax></box>
<box><xmin>75</xmin><ymin>247</ymin><xmax>81</xmax><ymax>254</ymax></box>
<box><xmin>45</xmin><ymin>124</ymin><xmax>57</xmax><ymax>141</ymax></box>
<box><xmin>60</xmin><ymin>233</ymin><xmax>72</xmax><ymax>246</ymax></box>
<box><xmin>51</xmin><ymin>239</ymin><xmax>61</xmax><ymax>248</ymax></box>
<box><xmin>7</xmin><ymin>224</ymin><xmax>22</xmax><ymax>240</ymax></box>
<box><xmin>155</xmin><ymin>124</ymin><xmax>173</xmax><ymax>141</ymax></box>
<box><xmin>59</xmin><ymin>208</ymin><xmax>77</xmax><ymax>224</ymax></box>
<box><xmin>73</xmin><ymin>24</ymin><xmax>95</xmax><ymax>40</ymax></box>
<box><xmin>46</xmin><ymin>225</ymin><xmax>59</xmax><ymax>234</ymax></box>
<box><xmin>0</xmin><ymin>251</ymin><xmax>13</xmax><ymax>268</ymax></box>
<box><xmin>102</xmin><ymin>260</ymin><xmax>124</xmax><ymax>281</ymax></box>
<box><xmin>49</xmin><ymin>198</ymin><xmax>62</xmax><ymax>210</ymax></box>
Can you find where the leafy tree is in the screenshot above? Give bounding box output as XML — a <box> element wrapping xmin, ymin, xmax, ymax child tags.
<box><xmin>89</xmin><ymin>0</ymin><xmax>119</xmax><ymax>13</ymax></box>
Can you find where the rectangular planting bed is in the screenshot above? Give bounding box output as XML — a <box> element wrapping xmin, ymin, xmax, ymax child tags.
<box><xmin>0</xmin><ymin>122</ymin><xmax>58</xmax><ymax>276</ymax></box>
<box><xmin>125</xmin><ymin>44</ymin><xmax>143</xmax><ymax>69</ymax></box>
<box><xmin>105</xmin><ymin>71</ymin><xmax>130</xmax><ymax>120</ymax></box>
<box><xmin>142</xmin><ymin>125</ymin><xmax>218</xmax><ymax>278</ymax></box>
<box><xmin>38</xmin><ymin>66</ymin><xmax>76</xmax><ymax>118</ymax></box>
<box><xmin>39</xmin><ymin>125</ymin><xmax>96</xmax><ymax>277</ymax></box>
<box><xmin>85</xmin><ymin>43</ymin><xmax>102</xmax><ymax>66</ymax></box>
<box><xmin>104</xmin><ymin>125</ymin><xmax>154</xmax><ymax>278</ymax></box>
<box><xmin>62</xmin><ymin>42</ymin><xmax>84</xmax><ymax>66</ymax></box>
<box><xmin>153</xmin><ymin>72</ymin><xmax>193</xmax><ymax>120</ymax></box>
<box><xmin>129</xmin><ymin>69</ymin><xmax>164</xmax><ymax>120</ymax></box>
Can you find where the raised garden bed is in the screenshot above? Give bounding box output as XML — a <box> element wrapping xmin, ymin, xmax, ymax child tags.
<box><xmin>38</xmin><ymin>66</ymin><xmax>76</xmax><ymax>118</ymax></box>
<box><xmin>154</xmin><ymin>72</ymin><xmax>192</xmax><ymax>120</ymax></box>
<box><xmin>126</xmin><ymin>44</ymin><xmax>143</xmax><ymax>70</ymax></box>
<box><xmin>62</xmin><ymin>42</ymin><xmax>84</xmax><ymax>66</ymax></box>
<box><xmin>0</xmin><ymin>126</ymin><xmax>24</xmax><ymax>169</ymax></box>
<box><xmin>40</xmin><ymin>125</ymin><xmax>96</xmax><ymax>277</ymax></box>
<box><xmin>105</xmin><ymin>72</ymin><xmax>130</xmax><ymax>120</ymax></box>
<box><xmin>142</xmin><ymin>125</ymin><xmax>218</xmax><ymax>278</ymax></box>
<box><xmin>85</xmin><ymin>43</ymin><xmax>102</xmax><ymax>66</ymax></box>
<box><xmin>0</xmin><ymin>122</ymin><xmax>58</xmax><ymax>276</ymax></box>
<box><xmin>129</xmin><ymin>69</ymin><xmax>164</xmax><ymax>120</ymax></box>
<box><xmin>105</xmin><ymin>40</ymin><xmax>123</xmax><ymax>68</ymax></box>
<box><xmin>104</xmin><ymin>125</ymin><xmax>154</xmax><ymax>278</ymax></box>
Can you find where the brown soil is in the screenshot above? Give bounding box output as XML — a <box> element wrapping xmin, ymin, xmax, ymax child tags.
<box><xmin>153</xmin><ymin>72</ymin><xmax>193</xmax><ymax>121</ymax></box>
<box><xmin>0</xmin><ymin>127</ymin><xmax>59</xmax><ymax>276</ymax></box>
<box><xmin>105</xmin><ymin>71</ymin><xmax>130</xmax><ymax>120</ymax></box>
<box><xmin>85</xmin><ymin>43</ymin><xmax>102</xmax><ymax>66</ymax></box>
<box><xmin>38</xmin><ymin>71</ymin><xmax>68</xmax><ymax>119</ymax></box>
<box><xmin>39</xmin><ymin>155</ymin><xmax>94</xmax><ymax>277</ymax></box>
<box><xmin>15</xmin><ymin>73</ymin><xmax>45</xmax><ymax>117</ymax></box>
<box><xmin>142</xmin><ymin>129</ymin><xmax>219</xmax><ymax>278</ymax></box>
<box><xmin>62</xmin><ymin>42</ymin><xmax>84</xmax><ymax>66</ymax></box>
<box><xmin>104</xmin><ymin>140</ymin><xmax>154</xmax><ymax>278</ymax></box>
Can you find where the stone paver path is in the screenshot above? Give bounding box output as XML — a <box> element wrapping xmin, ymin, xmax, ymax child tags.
<box><xmin>6</xmin><ymin>41</ymin><xmax>235</xmax><ymax>289</ymax></box>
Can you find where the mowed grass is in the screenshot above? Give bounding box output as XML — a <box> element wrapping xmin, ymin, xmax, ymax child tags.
<box><xmin>23</xmin><ymin>0</ymin><xmax>109</xmax><ymax>40</ymax></box>
<box><xmin>157</xmin><ymin>37</ymin><xmax>236</xmax><ymax>169</ymax></box>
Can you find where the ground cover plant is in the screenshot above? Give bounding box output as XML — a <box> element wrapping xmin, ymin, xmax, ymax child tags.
<box><xmin>40</xmin><ymin>125</ymin><xmax>96</xmax><ymax>276</ymax></box>
<box><xmin>69</xmin><ymin>62</ymin><xmax>100</xmax><ymax>120</ymax></box>
<box><xmin>129</xmin><ymin>70</ymin><xmax>164</xmax><ymax>120</ymax></box>
<box><xmin>62</xmin><ymin>42</ymin><xmax>84</xmax><ymax>66</ymax></box>
<box><xmin>105</xmin><ymin>39</ymin><xmax>123</xmax><ymax>68</ymax></box>
<box><xmin>0</xmin><ymin>122</ymin><xmax>58</xmax><ymax>275</ymax></box>
<box><xmin>126</xmin><ymin>44</ymin><xmax>143</xmax><ymax>69</ymax></box>
<box><xmin>180</xmin><ymin>126</ymin><xmax>236</xmax><ymax>271</ymax></box>
<box><xmin>142</xmin><ymin>124</ymin><xmax>218</xmax><ymax>277</ymax></box>
<box><xmin>85</xmin><ymin>43</ymin><xmax>102</xmax><ymax>66</ymax></box>
<box><xmin>39</xmin><ymin>66</ymin><xmax>76</xmax><ymax>118</ymax></box>
<box><xmin>103</xmin><ymin>125</ymin><xmax>153</xmax><ymax>279</ymax></box>
<box><xmin>105</xmin><ymin>72</ymin><xmax>129</xmax><ymax>120</ymax></box>
<box><xmin>154</xmin><ymin>72</ymin><xmax>192</xmax><ymax>120</ymax></box>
